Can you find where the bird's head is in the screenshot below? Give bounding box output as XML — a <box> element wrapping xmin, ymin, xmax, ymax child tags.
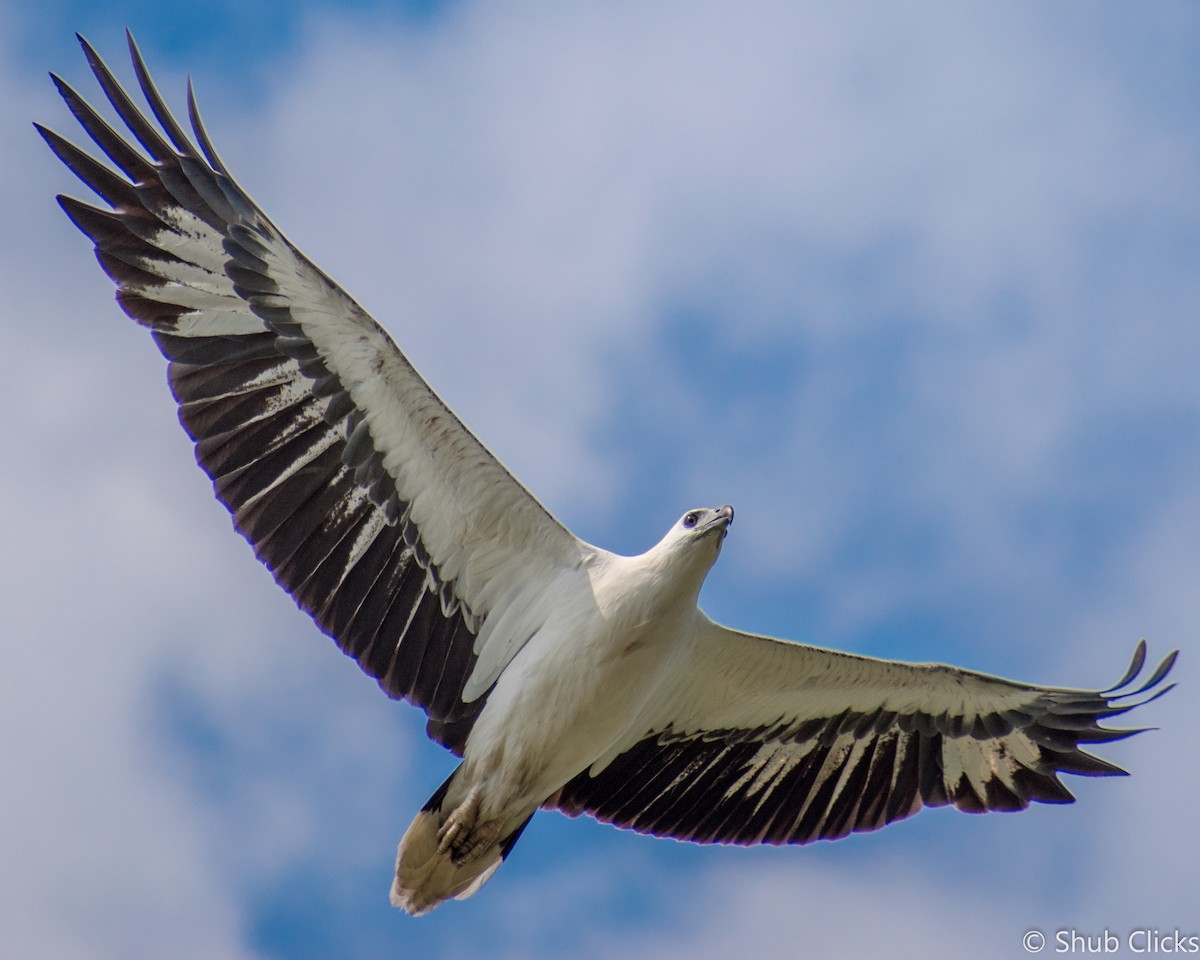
<box><xmin>636</xmin><ymin>504</ymin><xmax>735</xmax><ymax>601</ymax></box>
<box><xmin>649</xmin><ymin>503</ymin><xmax>734</xmax><ymax>593</ymax></box>
<box><xmin>661</xmin><ymin>504</ymin><xmax>735</xmax><ymax>558</ymax></box>
<box><xmin>680</xmin><ymin>504</ymin><xmax>734</xmax><ymax>538</ymax></box>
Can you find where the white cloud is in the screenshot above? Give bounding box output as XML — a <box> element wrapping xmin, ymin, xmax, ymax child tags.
<box><xmin>4</xmin><ymin>1</ymin><xmax>1197</xmax><ymax>957</ymax></box>
<box><xmin>592</xmin><ymin>858</ymin><xmax>1027</xmax><ymax>960</ymax></box>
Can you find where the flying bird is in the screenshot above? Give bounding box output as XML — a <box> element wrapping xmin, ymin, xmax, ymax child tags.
<box><xmin>39</xmin><ymin>34</ymin><xmax>1178</xmax><ymax>916</ymax></box>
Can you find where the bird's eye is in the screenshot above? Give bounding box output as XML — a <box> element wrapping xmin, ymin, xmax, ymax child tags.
<box><xmin>683</xmin><ymin>511</ymin><xmax>701</xmax><ymax>528</ymax></box>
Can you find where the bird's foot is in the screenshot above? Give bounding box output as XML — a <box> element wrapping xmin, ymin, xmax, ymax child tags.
<box><xmin>436</xmin><ymin>789</ymin><xmax>501</xmax><ymax>865</ymax></box>
<box><xmin>452</xmin><ymin>818</ymin><xmax>501</xmax><ymax>865</ymax></box>
<box><xmin>437</xmin><ymin>789</ymin><xmax>480</xmax><ymax>855</ymax></box>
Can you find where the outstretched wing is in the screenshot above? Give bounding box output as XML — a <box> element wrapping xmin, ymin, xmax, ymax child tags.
<box><xmin>552</xmin><ymin>623</ymin><xmax>1176</xmax><ymax>844</ymax></box>
<box><xmin>39</xmin><ymin>33</ymin><xmax>587</xmax><ymax>753</ymax></box>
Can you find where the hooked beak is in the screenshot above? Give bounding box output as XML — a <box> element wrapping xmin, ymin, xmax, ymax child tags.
<box><xmin>704</xmin><ymin>504</ymin><xmax>735</xmax><ymax>537</ymax></box>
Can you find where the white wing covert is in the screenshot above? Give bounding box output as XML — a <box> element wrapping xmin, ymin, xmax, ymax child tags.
<box><xmin>39</xmin><ymin>33</ymin><xmax>585</xmax><ymax>753</ymax></box>
<box><xmin>552</xmin><ymin>623</ymin><xmax>1176</xmax><ymax>845</ymax></box>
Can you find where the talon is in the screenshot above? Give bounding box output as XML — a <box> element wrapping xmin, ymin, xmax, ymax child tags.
<box><xmin>452</xmin><ymin>818</ymin><xmax>502</xmax><ymax>865</ymax></box>
<box><xmin>436</xmin><ymin>788</ymin><xmax>481</xmax><ymax>855</ymax></box>
<box><xmin>437</xmin><ymin>820</ymin><xmax>463</xmax><ymax>853</ymax></box>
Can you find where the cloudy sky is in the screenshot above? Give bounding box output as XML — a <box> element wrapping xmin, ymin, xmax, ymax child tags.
<box><xmin>3</xmin><ymin>1</ymin><xmax>1198</xmax><ymax>957</ymax></box>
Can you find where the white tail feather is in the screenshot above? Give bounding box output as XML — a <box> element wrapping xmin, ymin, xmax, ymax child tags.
<box><xmin>389</xmin><ymin>809</ymin><xmax>503</xmax><ymax>916</ymax></box>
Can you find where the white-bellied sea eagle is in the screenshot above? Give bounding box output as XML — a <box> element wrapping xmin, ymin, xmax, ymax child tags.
<box><xmin>38</xmin><ymin>33</ymin><xmax>1178</xmax><ymax>916</ymax></box>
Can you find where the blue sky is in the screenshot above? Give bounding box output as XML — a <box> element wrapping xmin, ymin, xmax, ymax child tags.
<box><xmin>3</xmin><ymin>2</ymin><xmax>1198</xmax><ymax>958</ymax></box>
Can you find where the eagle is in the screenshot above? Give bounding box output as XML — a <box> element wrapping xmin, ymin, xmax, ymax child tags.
<box><xmin>38</xmin><ymin>33</ymin><xmax>1177</xmax><ymax>916</ymax></box>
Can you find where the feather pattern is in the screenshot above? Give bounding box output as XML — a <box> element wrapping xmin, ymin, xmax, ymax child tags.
<box><xmin>42</xmin><ymin>35</ymin><xmax>1178</xmax><ymax>916</ymax></box>
<box><xmin>553</xmin><ymin>631</ymin><xmax>1177</xmax><ymax>843</ymax></box>
<box><xmin>40</xmin><ymin>31</ymin><xmax>586</xmax><ymax>753</ymax></box>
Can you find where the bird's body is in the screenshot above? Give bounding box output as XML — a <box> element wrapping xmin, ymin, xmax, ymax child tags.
<box><xmin>395</xmin><ymin>510</ymin><xmax>732</xmax><ymax>911</ymax></box>
<box><xmin>41</xmin><ymin>33</ymin><xmax>1177</xmax><ymax>918</ymax></box>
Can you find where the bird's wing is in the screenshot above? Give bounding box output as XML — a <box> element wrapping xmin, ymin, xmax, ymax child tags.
<box><xmin>39</xmin><ymin>33</ymin><xmax>588</xmax><ymax>753</ymax></box>
<box><xmin>550</xmin><ymin>620</ymin><xmax>1176</xmax><ymax>844</ymax></box>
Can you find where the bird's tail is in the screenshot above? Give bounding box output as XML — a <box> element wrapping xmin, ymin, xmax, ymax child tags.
<box><xmin>389</xmin><ymin>772</ymin><xmax>534</xmax><ymax>916</ymax></box>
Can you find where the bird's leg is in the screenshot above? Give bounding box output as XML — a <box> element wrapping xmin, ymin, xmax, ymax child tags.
<box><xmin>436</xmin><ymin>787</ymin><xmax>503</xmax><ymax>865</ymax></box>
<box><xmin>452</xmin><ymin>817</ymin><xmax>501</xmax><ymax>865</ymax></box>
<box><xmin>437</xmin><ymin>788</ymin><xmax>481</xmax><ymax>855</ymax></box>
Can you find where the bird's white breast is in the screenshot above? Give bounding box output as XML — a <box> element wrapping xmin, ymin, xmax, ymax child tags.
<box><xmin>457</xmin><ymin>551</ymin><xmax>700</xmax><ymax>816</ymax></box>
